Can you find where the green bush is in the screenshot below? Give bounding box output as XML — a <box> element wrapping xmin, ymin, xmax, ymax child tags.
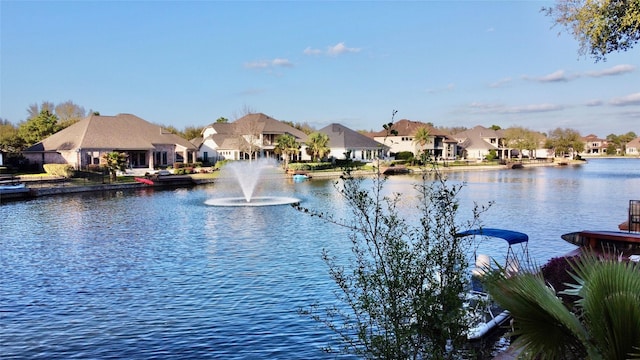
<box><xmin>288</xmin><ymin>162</ymin><xmax>333</xmax><ymax>171</ymax></box>
<box><xmin>394</xmin><ymin>151</ymin><xmax>414</xmax><ymax>160</ymax></box>
<box><xmin>43</xmin><ymin>164</ymin><xmax>75</xmax><ymax>178</ymax></box>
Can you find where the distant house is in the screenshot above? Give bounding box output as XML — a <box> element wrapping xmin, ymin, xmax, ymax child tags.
<box><xmin>582</xmin><ymin>134</ymin><xmax>609</xmax><ymax>155</ymax></box>
<box><xmin>318</xmin><ymin>123</ymin><xmax>388</xmax><ymax>162</ymax></box>
<box><xmin>369</xmin><ymin>119</ymin><xmax>457</xmax><ymax>159</ymax></box>
<box><xmin>22</xmin><ymin>113</ymin><xmax>198</xmax><ymax>171</ymax></box>
<box><xmin>195</xmin><ymin>113</ymin><xmax>309</xmax><ymax>164</ymax></box>
<box><xmin>626</xmin><ymin>137</ymin><xmax>640</xmax><ymax>157</ymax></box>
<box><xmin>452</xmin><ymin>126</ymin><xmax>512</xmax><ymax>160</ymax></box>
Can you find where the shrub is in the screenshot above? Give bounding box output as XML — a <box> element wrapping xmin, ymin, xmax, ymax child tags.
<box><xmin>43</xmin><ymin>164</ymin><xmax>75</xmax><ymax>178</ymax></box>
<box><xmin>173</xmin><ymin>162</ymin><xmax>184</xmax><ymax>169</ymax></box>
<box><xmin>395</xmin><ymin>151</ymin><xmax>414</xmax><ymax>160</ymax></box>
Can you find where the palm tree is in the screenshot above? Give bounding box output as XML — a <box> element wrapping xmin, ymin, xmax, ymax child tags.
<box><xmin>413</xmin><ymin>126</ymin><xmax>431</xmax><ymax>161</ymax></box>
<box><xmin>305</xmin><ymin>132</ymin><xmax>330</xmax><ymax>162</ymax></box>
<box><xmin>274</xmin><ymin>134</ymin><xmax>300</xmax><ymax>170</ymax></box>
<box><xmin>485</xmin><ymin>253</ymin><xmax>640</xmax><ymax>359</ymax></box>
<box><xmin>102</xmin><ymin>152</ymin><xmax>128</xmax><ymax>182</ymax></box>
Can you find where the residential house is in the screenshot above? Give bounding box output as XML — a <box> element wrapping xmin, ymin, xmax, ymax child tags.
<box><xmin>626</xmin><ymin>137</ymin><xmax>640</xmax><ymax>157</ymax></box>
<box><xmin>195</xmin><ymin>113</ymin><xmax>309</xmax><ymax>164</ymax></box>
<box><xmin>582</xmin><ymin>134</ymin><xmax>609</xmax><ymax>155</ymax></box>
<box><xmin>452</xmin><ymin>126</ymin><xmax>512</xmax><ymax>160</ymax></box>
<box><xmin>369</xmin><ymin>119</ymin><xmax>457</xmax><ymax>159</ymax></box>
<box><xmin>318</xmin><ymin>123</ymin><xmax>388</xmax><ymax>162</ymax></box>
<box><xmin>23</xmin><ymin>113</ymin><xmax>198</xmax><ymax>171</ymax></box>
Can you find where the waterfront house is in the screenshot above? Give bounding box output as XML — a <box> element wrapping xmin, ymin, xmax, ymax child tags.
<box><xmin>581</xmin><ymin>134</ymin><xmax>609</xmax><ymax>155</ymax></box>
<box><xmin>318</xmin><ymin>123</ymin><xmax>388</xmax><ymax>162</ymax></box>
<box><xmin>626</xmin><ymin>137</ymin><xmax>640</xmax><ymax>157</ymax></box>
<box><xmin>369</xmin><ymin>119</ymin><xmax>457</xmax><ymax>159</ymax></box>
<box><xmin>22</xmin><ymin>113</ymin><xmax>198</xmax><ymax>171</ymax></box>
<box><xmin>195</xmin><ymin>113</ymin><xmax>309</xmax><ymax>164</ymax></box>
<box><xmin>452</xmin><ymin>126</ymin><xmax>512</xmax><ymax>160</ymax></box>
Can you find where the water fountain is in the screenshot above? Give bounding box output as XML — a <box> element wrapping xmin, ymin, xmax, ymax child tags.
<box><xmin>204</xmin><ymin>158</ymin><xmax>301</xmax><ymax>207</ymax></box>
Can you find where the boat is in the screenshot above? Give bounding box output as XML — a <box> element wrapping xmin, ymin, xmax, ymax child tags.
<box><xmin>0</xmin><ymin>183</ymin><xmax>27</xmax><ymax>192</ymax></box>
<box><xmin>134</xmin><ymin>177</ymin><xmax>154</xmax><ymax>185</ymax></box>
<box><xmin>561</xmin><ymin>230</ymin><xmax>640</xmax><ymax>254</ymax></box>
<box><xmin>455</xmin><ymin>228</ymin><xmax>530</xmax><ymax>341</ymax></box>
<box><xmin>292</xmin><ymin>173</ymin><xmax>309</xmax><ymax>182</ymax></box>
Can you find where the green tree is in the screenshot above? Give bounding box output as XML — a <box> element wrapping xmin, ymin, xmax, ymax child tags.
<box><xmin>413</xmin><ymin>126</ymin><xmax>432</xmax><ymax>161</ymax></box>
<box><xmin>18</xmin><ymin>109</ymin><xmax>60</xmax><ymax>146</ymax></box>
<box><xmin>182</xmin><ymin>126</ymin><xmax>204</xmax><ymax>140</ymax></box>
<box><xmin>543</xmin><ymin>0</ymin><xmax>640</xmax><ymax>62</ymax></box>
<box><xmin>215</xmin><ymin>117</ymin><xmax>229</xmax><ymax>123</ymax></box>
<box><xmin>297</xmin><ymin>164</ymin><xmax>489</xmax><ymax>359</ymax></box>
<box><xmin>486</xmin><ymin>253</ymin><xmax>640</xmax><ymax>359</ymax></box>
<box><xmin>0</xmin><ymin>119</ymin><xmax>23</xmax><ymax>153</ymax></box>
<box><xmin>274</xmin><ymin>133</ymin><xmax>300</xmax><ymax>170</ymax></box>
<box><xmin>305</xmin><ymin>132</ymin><xmax>330</xmax><ymax>162</ymax></box>
<box><xmin>607</xmin><ymin>132</ymin><xmax>637</xmax><ymax>154</ymax></box>
<box><xmin>545</xmin><ymin>128</ymin><xmax>584</xmax><ymax>158</ymax></box>
<box><xmin>504</xmin><ymin>127</ymin><xmax>542</xmax><ymax>159</ymax></box>
<box><xmin>101</xmin><ymin>152</ymin><xmax>128</xmax><ymax>182</ymax></box>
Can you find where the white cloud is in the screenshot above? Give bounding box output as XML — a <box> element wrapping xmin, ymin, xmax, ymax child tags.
<box><xmin>304</xmin><ymin>42</ymin><xmax>361</xmax><ymax>56</ymax></box>
<box><xmin>244</xmin><ymin>58</ymin><xmax>294</xmax><ymax>70</ymax></box>
<box><xmin>534</xmin><ymin>70</ymin><xmax>570</xmax><ymax>83</ymax></box>
<box><xmin>586</xmin><ymin>64</ymin><xmax>635</xmax><ymax>77</ymax></box>
<box><xmin>469</xmin><ymin>102</ymin><xmax>563</xmax><ymax>114</ymax></box>
<box><xmin>585</xmin><ymin>99</ymin><xmax>604</xmax><ymax>107</ymax></box>
<box><xmin>303</xmin><ymin>47</ymin><xmax>322</xmax><ymax>55</ymax></box>
<box><xmin>327</xmin><ymin>42</ymin><xmax>361</xmax><ymax>55</ymax></box>
<box><xmin>489</xmin><ymin>77</ymin><xmax>512</xmax><ymax>88</ymax></box>
<box><xmin>609</xmin><ymin>92</ymin><xmax>640</xmax><ymax>106</ymax></box>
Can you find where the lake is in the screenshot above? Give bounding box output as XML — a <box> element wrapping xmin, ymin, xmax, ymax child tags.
<box><xmin>1</xmin><ymin>158</ymin><xmax>639</xmax><ymax>359</ymax></box>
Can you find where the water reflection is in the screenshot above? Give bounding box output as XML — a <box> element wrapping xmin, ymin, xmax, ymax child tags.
<box><xmin>1</xmin><ymin>158</ymin><xmax>639</xmax><ymax>358</ymax></box>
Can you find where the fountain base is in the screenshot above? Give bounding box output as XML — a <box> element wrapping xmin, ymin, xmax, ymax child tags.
<box><xmin>205</xmin><ymin>196</ymin><xmax>300</xmax><ymax>207</ymax></box>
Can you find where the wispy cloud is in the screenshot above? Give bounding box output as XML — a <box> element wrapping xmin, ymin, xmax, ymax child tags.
<box><xmin>427</xmin><ymin>83</ymin><xmax>456</xmax><ymax>94</ymax></box>
<box><xmin>525</xmin><ymin>70</ymin><xmax>573</xmax><ymax>83</ymax></box>
<box><xmin>244</xmin><ymin>58</ymin><xmax>294</xmax><ymax>69</ymax></box>
<box><xmin>304</xmin><ymin>42</ymin><xmax>361</xmax><ymax>56</ymax></box>
<box><xmin>489</xmin><ymin>77</ymin><xmax>512</xmax><ymax>88</ymax></box>
<box><xmin>610</xmin><ymin>92</ymin><xmax>640</xmax><ymax>106</ymax></box>
<box><xmin>586</xmin><ymin>64</ymin><xmax>635</xmax><ymax>77</ymax></box>
<box><xmin>585</xmin><ymin>99</ymin><xmax>604</xmax><ymax>107</ymax></box>
<box><xmin>469</xmin><ymin>102</ymin><xmax>563</xmax><ymax>114</ymax></box>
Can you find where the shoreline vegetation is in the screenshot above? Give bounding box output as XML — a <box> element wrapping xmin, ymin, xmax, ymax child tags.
<box><xmin>0</xmin><ymin>158</ymin><xmax>593</xmax><ymax>202</ymax></box>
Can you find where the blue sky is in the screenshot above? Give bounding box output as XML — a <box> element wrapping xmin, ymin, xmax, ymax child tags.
<box><xmin>1</xmin><ymin>1</ymin><xmax>639</xmax><ymax>137</ymax></box>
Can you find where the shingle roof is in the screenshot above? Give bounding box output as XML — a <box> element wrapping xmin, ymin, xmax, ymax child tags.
<box><xmin>24</xmin><ymin>113</ymin><xmax>197</xmax><ymax>152</ymax></box>
<box><xmin>319</xmin><ymin>123</ymin><xmax>385</xmax><ymax>149</ymax></box>
<box><xmin>233</xmin><ymin>113</ymin><xmax>308</xmax><ymax>141</ymax></box>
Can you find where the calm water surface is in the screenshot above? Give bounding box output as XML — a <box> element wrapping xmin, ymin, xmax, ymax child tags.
<box><xmin>1</xmin><ymin>158</ymin><xmax>639</xmax><ymax>359</ymax></box>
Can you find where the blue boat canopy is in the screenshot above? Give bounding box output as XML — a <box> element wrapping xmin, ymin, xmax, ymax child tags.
<box><xmin>456</xmin><ymin>228</ymin><xmax>529</xmax><ymax>245</ymax></box>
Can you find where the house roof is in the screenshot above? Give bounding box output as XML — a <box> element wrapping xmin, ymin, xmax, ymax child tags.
<box><xmin>369</xmin><ymin>119</ymin><xmax>447</xmax><ymax>137</ymax></box>
<box><xmin>627</xmin><ymin>137</ymin><xmax>640</xmax><ymax>149</ymax></box>
<box><xmin>233</xmin><ymin>113</ymin><xmax>308</xmax><ymax>141</ymax></box>
<box><xmin>24</xmin><ymin>113</ymin><xmax>197</xmax><ymax>152</ymax></box>
<box><xmin>453</xmin><ymin>125</ymin><xmax>502</xmax><ymax>140</ymax></box>
<box><xmin>319</xmin><ymin>123</ymin><xmax>385</xmax><ymax>149</ymax></box>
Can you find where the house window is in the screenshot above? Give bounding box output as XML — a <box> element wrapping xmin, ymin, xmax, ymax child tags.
<box><xmin>154</xmin><ymin>151</ymin><xmax>168</xmax><ymax>166</ymax></box>
<box><xmin>203</xmin><ymin>152</ymin><xmax>209</xmax><ymax>162</ymax></box>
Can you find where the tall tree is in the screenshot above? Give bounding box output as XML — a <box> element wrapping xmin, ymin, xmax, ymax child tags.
<box><xmin>504</xmin><ymin>127</ymin><xmax>542</xmax><ymax>159</ymax></box>
<box><xmin>236</xmin><ymin>119</ymin><xmax>262</xmax><ymax>162</ymax></box>
<box><xmin>0</xmin><ymin>119</ymin><xmax>22</xmax><ymax>152</ymax></box>
<box><xmin>182</xmin><ymin>126</ymin><xmax>204</xmax><ymax>140</ymax></box>
<box><xmin>26</xmin><ymin>101</ymin><xmax>54</xmax><ymax>119</ymax></box>
<box><xmin>18</xmin><ymin>110</ymin><xmax>60</xmax><ymax>146</ymax></box>
<box><xmin>543</xmin><ymin>0</ymin><xmax>640</xmax><ymax>62</ymax></box>
<box><xmin>54</xmin><ymin>100</ymin><xmax>86</xmax><ymax>128</ymax></box>
<box><xmin>274</xmin><ymin>134</ymin><xmax>300</xmax><ymax>170</ymax></box>
<box><xmin>545</xmin><ymin>128</ymin><xmax>584</xmax><ymax>158</ymax></box>
<box><xmin>305</xmin><ymin>132</ymin><xmax>330</xmax><ymax>162</ymax></box>
<box><xmin>413</xmin><ymin>126</ymin><xmax>432</xmax><ymax>160</ymax></box>
<box><xmin>215</xmin><ymin>117</ymin><xmax>229</xmax><ymax>123</ymax></box>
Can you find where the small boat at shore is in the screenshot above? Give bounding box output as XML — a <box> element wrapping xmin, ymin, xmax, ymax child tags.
<box><xmin>0</xmin><ymin>183</ymin><xmax>28</xmax><ymax>194</ymax></box>
<box><xmin>456</xmin><ymin>228</ymin><xmax>530</xmax><ymax>341</ymax></box>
